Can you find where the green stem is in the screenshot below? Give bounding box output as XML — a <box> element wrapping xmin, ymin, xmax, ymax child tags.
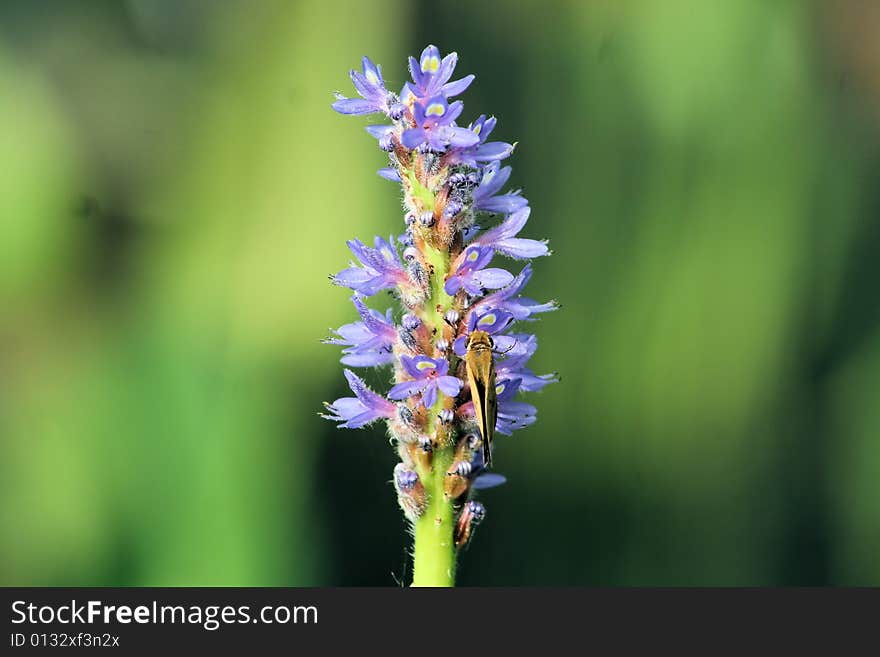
<box><xmin>412</xmin><ymin>445</ymin><xmax>456</xmax><ymax>587</ymax></box>
<box><xmin>410</xmin><ymin>230</ymin><xmax>457</xmax><ymax>587</ymax></box>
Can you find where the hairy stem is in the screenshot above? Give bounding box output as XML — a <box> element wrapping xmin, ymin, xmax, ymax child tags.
<box><xmin>412</xmin><ymin>445</ymin><xmax>456</xmax><ymax>587</ymax></box>
<box><xmin>411</xmin><ymin>237</ymin><xmax>457</xmax><ymax>587</ymax></box>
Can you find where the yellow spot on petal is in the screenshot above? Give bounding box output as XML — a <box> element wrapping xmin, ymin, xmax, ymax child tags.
<box><xmin>416</xmin><ymin>360</ymin><xmax>436</xmax><ymax>371</ymax></box>
<box><xmin>467</xmin><ymin>249</ymin><xmax>480</xmax><ymax>261</ymax></box>
<box><xmin>473</xmin><ymin>123</ymin><xmax>482</xmax><ymax>135</ymax></box>
<box><xmin>422</xmin><ymin>56</ymin><xmax>440</xmax><ymax>73</ymax></box>
<box><xmin>365</xmin><ymin>69</ymin><xmax>380</xmax><ymax>86</ymax></box>
<box><xmin>478</xmin><ymin>314</ymin><xmax>497</xmax><ymax>327</ymax></box>
<box><xmin>425</xmin><ymin>103</ymin><xmax>445</xmax><ymax>117</ymax></box>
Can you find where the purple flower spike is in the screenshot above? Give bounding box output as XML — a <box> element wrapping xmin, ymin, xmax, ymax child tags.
<box><xmin>332</xmin><ymin>56</ymin><xmax>395</xmax><ymax>116</ymax></box>
<box><xmin>332</xmin><ymin>236</ymin><xmax>410</xmax><ymax>296</ymax></box>
<box><xmin>444</xmin><ymin>245</ymin><xmax>514</xmax><ymax>296</ymax></box>
<box><xmin>325</xmin><ymin>296</ymin><xmax>397</xmax><ymax>367</ymax></box>
<box><xmin>322</xmin><ymin>370</ymin><xmax>397</xmax><ymax>429</ymax></box>
<box><xmin>326</xmin><ymin>45</ymin><xmax>556</xmax><ymax>562</ymax></box>
<box><xmin>389</xmin><ymin>355</ymin><xmax>463</xmax><ymax>408</ymax></box>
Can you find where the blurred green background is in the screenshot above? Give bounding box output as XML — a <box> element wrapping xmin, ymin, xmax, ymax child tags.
<box><xmin>2</xmin><ymin>0</ymin><xmax>879</xmax><ymax>586</ymax></box>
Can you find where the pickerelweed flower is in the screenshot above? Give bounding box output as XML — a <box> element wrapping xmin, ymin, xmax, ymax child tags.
<box><xmin>323</xmin><ymin>45</ymin><xmax>557</xmax><ymax>587</ymax></box>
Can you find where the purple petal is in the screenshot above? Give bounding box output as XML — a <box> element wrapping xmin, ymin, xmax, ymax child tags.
<box><xmin>477</xmin><ymin>163</ymin><xmax>511</xmax><ymax>198</ymax></box>
<box><xmin>497</xmin><ymin>206</ymin><xmax>530</xmax><ymax>237</ymax></box>
<box><xmin>437</xmin><ymin>375</ymin><xmax>463</xmax><ymax>397</ymax></box>
<box><xmin>517</xmin><ymin>371</ymin><xmax>558</xmax><ymax>392</ymax></box>
<box><xmin>473</xmin><ymin>309</ymin><xmax>515</xmax><ymax>334</ymax></box>
<box><xmin>431</xmin><ymin>53</ymin><xmax>458</xmax><ymax>90</ymax></box>
<box><xmin>473</xmin><ymin>473</ymin><xmax>507</xmax><ymax>490</ymax></box>
<box><xmin>350</xmin><ymin>70</ymin><xmax>379</xmax><ymax>101</ymax></box>
<box><xmin>502</xmin><ymin>297</ymin><xmax>558</xmax><ymax>319</ymax></box>
<box><xmin>402</xmin><ymin>354</ymin><xmax>442</xmax><ymax>379</ymax></box>
<box><xmin>459</xmin><ymin>245</ymin><xmax>495</xmax><ymax>273</ymax></box>
<box><xmin>361</xmin><ymin>56</ymin><xmax>384</xmax><ymax>86</ymax></box>
<box><xmin>343</xmin><ymin>410</ymin><xmax>383</xmax><ymax>429</ymax></box>
<box><xmin>419</xmin><ymin>45</ymin><xmax>442</xmax><ymax>74</ymax></box>
<box><xmin>453</xmin><ymin>336</ymin><xmax>468</xmax><ymax>357</ymax></box>
<box><xmin>492</xmin><ymin>335</ymin><xmax>519</xmax><ymax>353</ymax></box>
<box><xmin>476</xmin><ymin>264</ymin><xmax>532</xmax><ymax>310</ymax></box>
<box><xmin>498</xmin><ymin>400</ymin><xmax>536</xmax><ymax>418</ymax></box>
<box><xmin>401</xmin><ymin>128</ymin><xmax>427</xmax><ymax>149</ymax></box>
<box><xmin>494</xmin><ymin>377</ymin><xmax>522</xmax><ymax>402</ymax></box>
<box><xmin>474</xmin><ymin>206</ymin><xmax>529</xmax><ymax>245</ymax></box>
<box><xmin>321</xmin><ymin>371</ymin><xmax>395</xmax><ymax>428</ymax></box>
<box><xmin>421</xmin><ymin>383</ymin><xmax>438</xmax><ymax>408</ymax></box>
<box><xmin>365</xmin><ymin>124</ymin><xmax>393</xmax><ymax>139</ymax></box>
<box><xmin>445</xmin><ymin>100</ymin><xmax>464</xmax><ymax>124</ymax></box>
<box><xmin>444</xmin><ymin>126</ymin><xmax>481</xmax><ymax>148</ymax></box>
<box><xmin>344</xmin><ymin>369</ymin><xmax>387</xmax><ymax>408</ymax></box>
<box><xmin>498</xmin><ymin>333</ymin><xmax>535</xmax><ymax>359</ymax></box>
<box><xmin>400</xmin><ymin>354</ymin><xmax>421</xmax><ymax>379</ymax></box>
<box><xmin>377</xmin><ymin>167</ymin><xmax>401</xmax><ymax>182</ymax></box>
<box><xmin>444</xmin><ymin>276</ymin><xmax>463</xmax><ymax>295</ymax></box>
<box><xmin>496</xmin><ymin>400</ymin><xmax>537</xmax><ymax>435</ymax></box>
<box><xmin>462</xmin><ymin>277</ymin><xmax>488</xmax><ymax>297</ymax></box>
<box><xmin>400</xmin><ymin>82</ymin><xmax>418</xmax><ymax>104</ymax></box>
<box><xmin>332</xmin><ymin>267</ymin><xmax>374</xmax><ymax>289</ymax></box>
<box><xmin>441</xmin><ymin>74</ymin><xmax>475</xmax><ymax>97</ymax></box>
<box><xmin>471</xmin><ymin>141</ymin><xmax>515</xmax><ymax>161</ymax></box>
<box><xmin>340</xmin><ymin>351</ymin><xmax>394</xmax><ymax>367</ymax></box>
<box><xmin>408</xmin><ymin>56</ymin><xmax>426</xmax><ymax>88</ymax></box>
<box><xmin>353</xmin><ymin>296</ymin><xmax>395</xmax><ymax>339</ymax></box>
<box><xmin>326</xmin><ymin>397</ymin><xmax>363</xmax><ymax>418</ymax></box>
<box><xmin>472</xmin><ymin>267</ymin><xmax>515</xmax><ymax>289</ymax></box>
<box><xmin>329</xmin><ymin>321</ymin><xmax>372</xmax><ymax>344</ymax></box>
<box><xmin>477</xmin><ymin>194</ymin><xmax>529</xmax><ymax>214</ymax></box>
<box><xmin>388</xmin><ymin>380</ymin><xmax>427</xmax><ymax>400</ymax></box>
<box><xmin>373</xmin><ymin>236</ymin><xmax>400</xmax><ymax>264</ymax></box>
<box><xmin>476</xmin><ymin>115</ymin><xmax>497</xmax><ymax>139</ymax></box>
<box><xmin>519</xmin><ymin>298</ymin><xmax>558</xmax><ymax>314</ymax></box>
<box><xmin>332</xmin><ymin>98</ymin><xmax>377</xmax><ymax>115</ymax></box>
<box><xmin>495</xmin><ymin>237</ymin><xmax>549</xmax><ymax>259</ymax></box>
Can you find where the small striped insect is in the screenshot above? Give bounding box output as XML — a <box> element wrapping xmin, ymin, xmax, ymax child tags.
<box><xmin>464</xmin><ymin>330</ymin><xmax>497</xmax><ymax>468</ymax></box>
